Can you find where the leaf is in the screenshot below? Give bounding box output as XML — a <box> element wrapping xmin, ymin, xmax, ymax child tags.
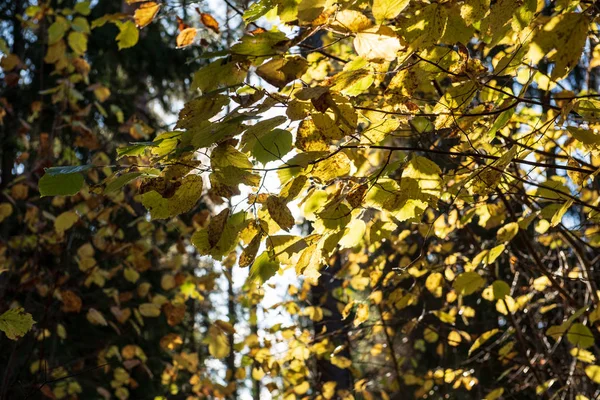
<box><xmin>207</xmin><ymin>208</ymin><xmax>230</xmax><ymax>247</ymax></box>
<box><xmin>310</xmin><ymin>152</ymin><xmax>352</xmax><ymax>182</ymax></box>
<box><xmin>472</xmin><ymin>146</ymin><xmax>517</xmax><ymax>195</ymax></box>
<box><xmin>585</xmin><ymin>365</ymin><xmax>600</xmax><ymax>383</ymax></box>
<box><xmin>0</xmin><ymin>308</ymin><xmax>35</xmax><ymax>340</ymax></box>
<box><xmin>55</xmin><ymin>211</ymin><xmax>79</xmax><ymax>234</ymax></box>
<box><xmin>485</xmin><ymin>244</ymin><xmax>505</xmax><ymax>265</ymax></box>
<box><xmin>469</xmin><ymin>329</ymin><xmax>500</xmax><ymax>355</ymax></box>
<box><xmin>116</xmin><ymin>20</ymin><xmax>139</xmax><ymax>50</ymax></box>
<box><xmin>529</xmin><ymin>13</ymin><xmax>589</xmax><ymax>80</ymax></box>
<box><xmin>567</xmin><ymin>323</ymin><xmax>595</xmax><ymax>349</ymax></box>
<box><xmin>0</xmin><ymin>203</ymin><xmax>13</xmax><ymax>223</ymax></box>
<box><xmin>482</xmin><ymin>280</ymin><xmax>510</xmax><ymax>301</ymax></box>
<box><xmin>39</xmin><ymin>165</ymin><xmax>90</xmax><ymax>197</ymax></box>
<box><xmin>200</xmin><ymin>12</ymin><xmax>220</xmax><ymax>34</ymax></box>
<box><xmin>74</xmin><ymin>1</ymin><xmax>91</xmax><ymax>16</ymax></box>
<box><xmin>425</xmin><ymin>272</ymin><xmax>444</xmax><ymax>298</ymax></box>
<box><xmin>67</xmin><ymin>31</ymin><xmax>87</xmax><ymax>55</ymax></box>
<box><xmin>231</xmin><ymin>31</ymin><xmax>288</xmax><ymax>57</ymax></box>
<box><xmin>248</xmin><ymin>251</ymin><xmax>279</xmax><ymax>284</ymax></box>
<box><xmin>206</xmin><ymin>325</ymin><xmax>230</xmax><ymax>358</ymax></box>
<box><xmin>139</xmin><ymin>303</ymin><xmax>161</xmax><ymax>317</ymax></box>
<box><xmin>497</xmin><ymin>222</ymin><xmax>519</xmax><ymax>242</ymax></box>
<box><xmin>104</xmin><ymin>172</ymin><xmax>144</xmax><ymax>193</ymax></box>
<box><xmin>239</xmin><ymin>233</ymin><xmax>263</xmax><ymax>267</ymax></box>
<box><xmin>453</xmin><ymin>272</ymin><xmax>485</xmax><ymax>296</ymax></box>
<box><xmin>354</xmin><ymin>303</ymin><xmax>369</xmax><ymax>327</ymax></box>
<box><xmin>86</xmin><ymin>308</ymin><xmax>108</xmax><ymax>325</ymax></box>
<box><xmin>134</xmin><ymin>2</ymin><xmax>161</xmax><ymax>28</ymax></box>
<box><xmin>251</xmin><ymin>128</ymin><xmax>293</xmax><ymax>164</ymax></box>
<box><xmin>354</xmin><ymin>26</ymin><xmax>403</xmax><ymax>62</ymax></box>
<box><xmin>266</xmin><ymin>196</ymin><xmax>295</xmax><ymax>231</ymax></box>
<box><xmin>140</xmin><ymin>175</ymin><xmax>203</xmax><ymax>219</ymax></box>
<box><xmin>551</xmin><ymin>199</ymin><xmax>573</xmax><ymax>227</ymax></box>
<box><xmin>48</xmin><ymin>18</ymin><xmax>69</xmax><ymax>45</ymax></box>
<box><xmin>256</xmin><ymin>56</ymin><xmax>308</xmax><ymax>88</ymax></box>
<box><xmin>330</xmin><ymin>10</ymin><xmax>373</xmax><ymax>33</ymax></box>
<box><xmin>372</xmin><ymin>0</ymin><xmax>410</xmax><ymax>22</ymax></box>
<box><xmin>191</xmin><ymin>60</ymin><xmax>248</xmax><ymax>93</ymax></box>
<box><xmin>177</xmin><ymin>27</ymin><xmax>197</xmax><ymax>48</ymax></box>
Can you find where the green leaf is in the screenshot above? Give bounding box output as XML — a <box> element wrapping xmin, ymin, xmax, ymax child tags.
<box><xmin>71</xmin><ymin>16</ymin><xmax>91</xmax><ymax>33</ymax></box>
<box><xmin>74</xmin><ymin>0</ymin><xmax>91</xmax><ymax>16</ymax></box>
<box><xmin>105</xmin><ymin>172</ymin><xmax>144</xmax><ymax>194</ymax></box>
<box><xmin>48</xmin><ymin>18</ymin><xmax>69</xmax><ymax>45</ymax></box>
<box><xmin>117</xmin><ymin>143</ymin><xmax>155</xmax><ymax>159</ymax></box>
<box><xmin>191</xmin><ymin>60</ymin><xmax>248</xmax><ymax>93</ymax></box>
<box><xmin>231</xmin><ymin>31</ymin><xmax>288</xmax><ymax>57</ymax></box>
<box><xmin>243</xmin><ymin>0</ymin><xmax>275</xmax><ymax>22</ymax></box>
<box><xmin>567</xmin><ymin>323</ymin><xmax>595</xmax><ymax>349</ymax></box>
<box><xmin>453</xmin><ymin>271</ymin><xmax>485</xmax><ymax>296</ymax></box>
<box><xmin>251</xmin><ymin>128</ymin><xmax>293</xmax><ymax>164</ymax></box>
<box><xmin>0</xmin><ymin>308</ymin><xmax>35</xmax><ymax>340</ymax></box>
<box><xmin>248</xmin><ymin>251</ymin><xmax>279</xmax><ymax>284</ymax></box>
<box><xmin>39</xmin><ymin>172</ymin><xmax>85</xmax><ymax>197</ymax></box>
<box><xmin>116</xmin><ymin>20</ymin><xmax>139</xmax><ymax>50</ymax></box>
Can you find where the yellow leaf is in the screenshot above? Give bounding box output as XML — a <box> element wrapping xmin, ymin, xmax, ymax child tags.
<box><xmin>448</xmin><ymin>330</ymin><xmax>462</xmax><ymax>346</ymax></box>
<box><xmin>496</xmin><ymin>222</ymin><xmax>518</xmax><ymax>242</ymax></box>
<box><xmin>354</xmin><ymin>303</ymin><xmax>369</xmax><ymax>327</ymax></box>
<box><xmin>354</xmin><ymin>26</ymin><xmax>402</xmax><ymax>62</ymax></box>
<box><xmin>207</xmin><ymin>325</ymin><xmax>230</xmax><ymax>358</ymax></box>
<box><xmin>425</xmin><ymin>272</ymin><xmax>444</xmax><ymax>298</ymax></box>
<box><xmin>177</xmin><ymin>27</ymin><xmax>197</xmax><ymax>48</ymax></box>
<box><xmin>453</xmin><ymin>272</ymin><xmax>485</xmax><ymax>296</ymax></box>
<box><xmin>116</xmin><ymin>20</ymin><xmax>139</xmax><ymax>50</ymax></box>
<box><xmin>294</xmin><ymin>381</ymin><xmax>310</xmax><ymax>395</ymax></box>
<box><xmin>55</xmin><ymin>211</ymin><xmax>79</xmax><ymax>234</ymax></box>
<box><xmin>140</xmin><ymin>175</ymin><xmax>203</xmax><ymax>219</ymax></box>
<box><xmin>134</xmin><ymin>2</ymin><xmax>160</xmax><ymax>28</ymax></box>
<box><xmin>571</xmin><ymin>348</ymin><xmax>596</xmax><ymax>364</ymax></box>
<box><xmin>468</xmin><ymin>329</ymin><xmax>499</xmax><ymax>355</ymax></box>
<box><xmin>372</xmin><ymin>0</ymin><xmax>410</xmax><ymax>22</ymax></box>
<box><xmin>484</xmin><ymin>388</ymin><xmax>504</xmax><ymax>400</ymax></box>
<box><xmin>585</xmin><ymin>365</ymin><xmax>600</xmax><ymax>383</ymax></box>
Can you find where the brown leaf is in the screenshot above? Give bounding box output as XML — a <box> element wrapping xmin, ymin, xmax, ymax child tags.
<box><xmin>176</xmin><ymin>16</ymin><xmax>188</xmax><ymax>31</ymax></box>
<box><xmin>266</xmin><ymin>196</ymin><xmax>295</xmax><ymax>231</ymax></box>
<box><xmin>197</xmin><ymin>9</ymin><xmax>220</xmax><ymax>34</ymax></box>
<box><xmin>347</xmin><ymin>183</ymin><xmax>367</xmax><ymax>208</ymax></box>
<box><xmin>60</xmin><ymin>290</ymin><xmax>82</xmax><ymax>313</ymax></box>
<box><xmin>207</xmin><ymin>208</ymin><xmax>230</xmax><ymax>247</ymax></box>
<box><xmin>239</xmin><ymin>233</ymin><xmax>263</xmax><ymax>267</ymax></box>
<box><xmin>164</xmin><ymin>302</ymin><xmax>186</xmax><ymax>326</ymax></box>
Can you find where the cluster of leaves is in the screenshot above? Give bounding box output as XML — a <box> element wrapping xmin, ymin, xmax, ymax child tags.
<box><xmin>4</xmin><ymin>0</ymin><xmax>600</xmax><ymax>399</ymax></box>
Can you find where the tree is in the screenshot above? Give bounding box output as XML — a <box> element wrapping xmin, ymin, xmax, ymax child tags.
<box><xmin>0</xmin><ymin>1</ymin><xmax>240</xmax><ymax>399</ymax></box>
<box><xmin>4</xmin><ymin>0</ymin><xmax>600</xmax><ymax>399</ymax></box>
